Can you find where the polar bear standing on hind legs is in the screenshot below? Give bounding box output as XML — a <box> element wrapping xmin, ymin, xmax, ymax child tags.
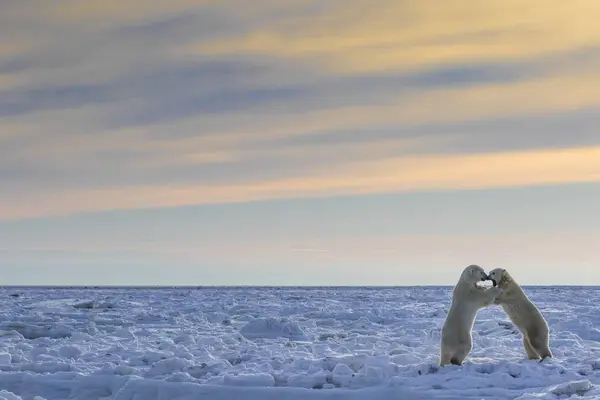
<box><xmin>488</xmin><ymin>268</ymin><xmax>552</xmax><ymax>361</ymax></box>
<box><xmin>440</xmin><ymin>264</ymin><xmax>503</xmax><ymax>366</ymax></box>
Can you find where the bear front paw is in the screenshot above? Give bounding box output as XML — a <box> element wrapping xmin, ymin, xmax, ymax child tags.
<box><xmin>489</xmin><ymin>287</ymin><xmax>503</xmax><ymax>298</ymax></box>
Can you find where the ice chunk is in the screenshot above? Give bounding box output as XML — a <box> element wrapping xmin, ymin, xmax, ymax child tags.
<box><xmin>223</xmin><ymin>373</ymin><xmax>276</xmax><ymax>387</ymax></box>
<box><xmin>239</xmin><ymin>318</ymin><xmax>309</xmax><ymax>341</ymax></box>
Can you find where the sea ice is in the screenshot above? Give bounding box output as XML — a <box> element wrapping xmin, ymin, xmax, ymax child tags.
<box><xmin>0</xmin><ymin>285</ymin><xmax>599</xmax><ymax>399</ymax></box>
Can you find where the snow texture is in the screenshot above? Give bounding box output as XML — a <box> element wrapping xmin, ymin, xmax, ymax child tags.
<box><xmin>0</xmin><ymin>286</ymin><xmax>599</xmax><ymax>399</ymax></box>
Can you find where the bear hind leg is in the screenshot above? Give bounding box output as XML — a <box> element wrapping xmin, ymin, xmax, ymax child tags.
<box><xmin>529</xmin><ymin>335</ymin><xmax>552</xmax><ymax>360</ymax></box>
<box><xmin>439</xmin><ymin>356</ymin><xmax>449</xmax><ymax>366</ymax></box>
<box><xmin>449</xmin><ymin>344</ymin><xmax>470</xmax><ymax>366</ymax></box>
<box><xmin>522</xmin><ymin>336</ymin><xmax>540</xmax><ymax>360</ymax></box>
<box><xmin>440</xmin><ymin>345</ymin><xmax>466</xmax><ymax>366</ymax></box>
<box><xmin>439</xmin><ymin>349</ymin><xmax>452</xmax><ymax>366</ymax></box>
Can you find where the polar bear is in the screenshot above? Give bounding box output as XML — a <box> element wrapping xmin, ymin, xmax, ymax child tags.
<box><xmin>440</xmin><ymin>264</ymin><xmax>502</xmax><ymax>366</ymax></box>
<box><xmin>487</xmin><ymin>268</ymin><xmax>552</xmax><ymax>360</ymax></box>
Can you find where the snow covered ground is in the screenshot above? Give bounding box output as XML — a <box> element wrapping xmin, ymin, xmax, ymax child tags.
<box><xmin>0</xmin><ymin>286</ymin><xmax>600</xmax><ymax>399</ymax></box>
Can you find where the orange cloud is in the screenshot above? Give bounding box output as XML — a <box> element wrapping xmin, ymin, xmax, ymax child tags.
<box><xmin>3</xmin><ymin>145</ymin><xmax>600</xmax><ymax>220</ymax></box>
<box><xmin>189</xmin><ymin>0</ymin><xmax>600</xmax><ymax>74</ymax></box>
<box><xmin>0</xmin><ymin>39</ymin><xmax>28</xmax><ymax>56</ymax></box>
<box><xmin>0</xmin><ymin>74</ymin><xmax>26</xmax><ymax>91</ymax></box>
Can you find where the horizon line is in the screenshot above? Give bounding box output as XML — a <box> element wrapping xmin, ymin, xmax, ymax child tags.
<box><xmin>1</xmin><ymin>285</ymin><xmax>598</xmax><ymax>289</ymax></box>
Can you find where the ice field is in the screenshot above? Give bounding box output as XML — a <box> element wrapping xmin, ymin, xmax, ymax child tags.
<box><xmin>1</xmin><ymin>286</ymin><xmax>600</xmax><ymax>400</ymax></box>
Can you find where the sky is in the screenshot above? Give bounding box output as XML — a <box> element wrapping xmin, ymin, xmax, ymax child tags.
<box><xmin>1</xmin><ymin>1</ymin><xmax>600</xmax><ymax>286</ymax></box>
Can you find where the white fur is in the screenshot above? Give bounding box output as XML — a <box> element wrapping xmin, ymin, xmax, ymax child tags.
<box><xmin>440</xmin><ymin>264</ymin><xmax>502</xmax><ymax>366</ymax></box>
<box><xmin>488</xmin><ymin>268</ymin><xmax>552</xmax><ymax>360</ymax></box>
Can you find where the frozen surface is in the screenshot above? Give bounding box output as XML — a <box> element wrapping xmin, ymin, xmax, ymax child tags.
<box><xmin>0</xmin><ymin>286</ymin><xmax>600</xmax><ymax>399</ymax></box>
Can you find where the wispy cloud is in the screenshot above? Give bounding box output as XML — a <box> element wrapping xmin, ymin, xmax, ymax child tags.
<box><xmin>3</xmin><ymin>144</ymin><xmax>600</xmax><ymax>220</ymax></box>
<box><xmin>2</xmin><ymin>0</ymin><xmax>600</xmax><ymax>220</ymax></box>
<box><xmin>189</xmin><ymin>1</ymin><xmax>600</xmax><ymax>72</ymax></box>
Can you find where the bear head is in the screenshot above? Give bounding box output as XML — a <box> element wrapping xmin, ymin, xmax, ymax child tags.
<box><xmin>461</xmin><ymin>264</ymin><xmax>490</xmax><ymax>285</ymax></box>
<box><xmin>487</xmin><ymin>268</ymin><xmax>511</xmax><ymax>288</ymax></box>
